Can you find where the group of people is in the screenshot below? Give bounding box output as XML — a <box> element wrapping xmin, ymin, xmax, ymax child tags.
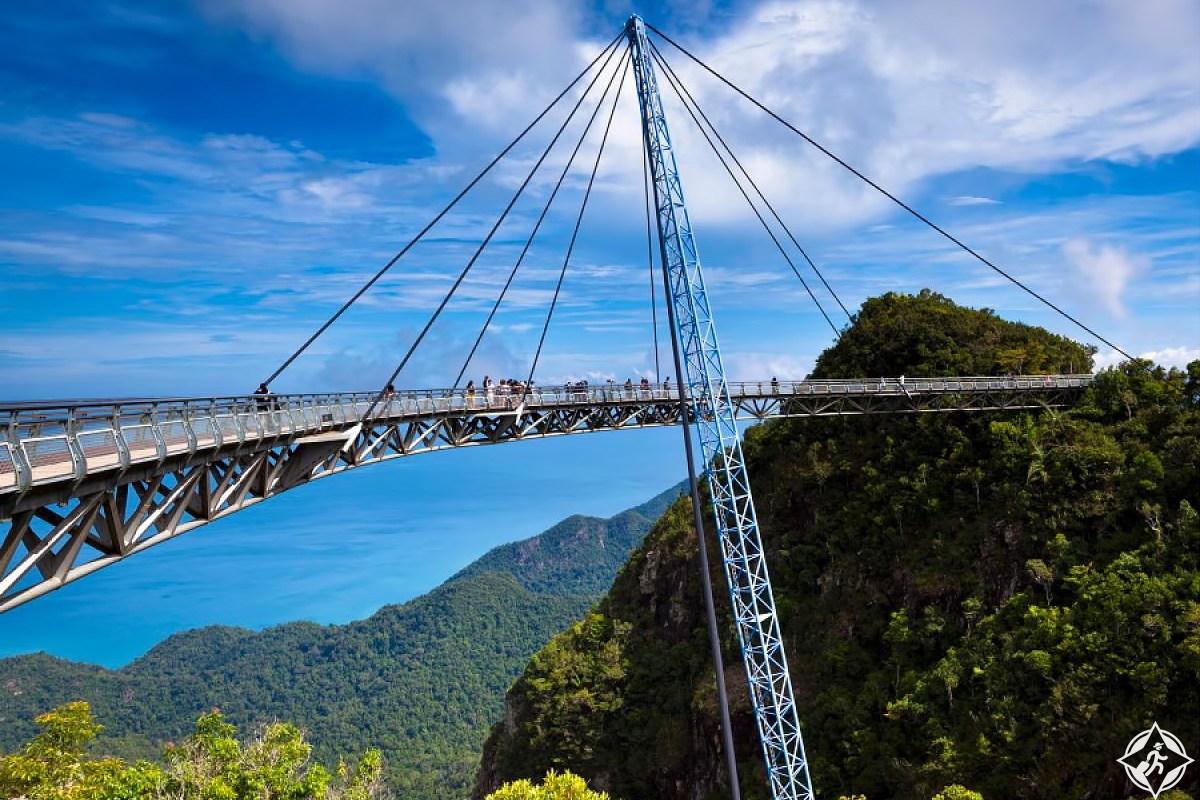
<box><xmin>597</xmin><ymin>376</ymin><xmax>673</xmax><ymax>395</ymax></box>
<box><xmin>470</xmin><ymin>376</ymin><xmax>533</xmax><ymax>397</ymax></box>
<box><xmin>249</xmin><ymin>372</ymin><xmax>683</xmax><ymax>413</ymax></box>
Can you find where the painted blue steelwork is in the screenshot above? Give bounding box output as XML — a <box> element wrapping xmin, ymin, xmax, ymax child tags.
<box><xmin>625</xmin><ymin>16</ymin><xmax>815</xmax><ymax>800</ymax></box>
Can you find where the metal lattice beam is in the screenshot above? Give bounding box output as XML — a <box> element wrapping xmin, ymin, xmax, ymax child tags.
<box><xmin>627</xmin><ymin>16</ymin><xmax>813</xmax><ymax>798</ymax></box>
<box><xmin>0</xmin><ymin>376</ymin><xmax>1088</xmax><ymax>613</ymax></box>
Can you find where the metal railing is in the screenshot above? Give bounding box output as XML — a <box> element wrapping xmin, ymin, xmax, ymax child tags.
<box><xmin>0</xmin><ymin>375</ymin><xmax>1093</xmax><ymax>495</ymax></box>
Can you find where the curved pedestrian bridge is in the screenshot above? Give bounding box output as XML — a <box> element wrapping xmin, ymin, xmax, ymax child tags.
<box><xmin>0</xmin><ymin>374</ymin><xmax>1091</xmax><ymax>611</ymax></box>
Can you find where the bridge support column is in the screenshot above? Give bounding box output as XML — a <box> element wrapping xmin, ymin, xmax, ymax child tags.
<box><xmin>627</xmin><ymin>16</ymin><xmax>815</xmax><ymax>800</ymax></box>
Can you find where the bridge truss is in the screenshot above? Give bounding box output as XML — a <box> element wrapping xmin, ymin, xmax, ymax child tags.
<box><xmin>0</xmin><ymin>377</ymin><xmax>1087</xmax><ymax>614</ymax></box>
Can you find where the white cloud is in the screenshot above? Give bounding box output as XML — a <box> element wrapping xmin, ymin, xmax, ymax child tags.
<box><xmin>1093</xmin><ymin>345</ymin><xmax>1200</xmax><ymax>370</ymax></box>
<box><xmin>77</xmin><ymin>111</ymin><xmax>140</xmax><ymax>129</ymax></box>
<box><xmin>200</xmin><ymin>0</ymin><xmax>590</xmax><ymax>140</ymax></box>
<box><xmin>1143</xmin><ymin>346</ymin><xmax>1200</xmax><ymax>369</ymax></box>
<box><xmin>197</xmin><ymin>0</ymin><xmax>1200</xmax><ymax>229</ymax></box>
<box><xmin>651</xmin><ymin>0</ymin><xmax>1200</xmax><ymax>226</ymax></box>
<box><xmin>722</xmin><ymin>351</ymin><xmax>812</xmax><ymax>381</ymax></box>
<box><xmin>948</xmin><ymin>196</ymin><xmax>1000</xmax><ymax>206</ymax></box>
<box><xmin>1062</xmin><ymin>237</ymin><xmax>1149</xmax><ymax>317</ymax></box>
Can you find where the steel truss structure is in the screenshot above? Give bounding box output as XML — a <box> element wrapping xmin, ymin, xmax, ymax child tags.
<box><xmin>0</xmin><ymin>377</ymin><xmax>1087</xmax><ymax>613</ymax></box>
<box><xmin>627</xmin><ymin>15</ymin><xmax>818</xmax><ymax>797</ymax></box>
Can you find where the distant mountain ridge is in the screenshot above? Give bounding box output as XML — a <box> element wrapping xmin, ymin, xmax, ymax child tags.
<box><xmin>453</xmin><ymin>487</ymin><xmax>681</xmax><ymax>595</ymax></box>
<box><xmin>0</xmin><ymin>482</ymin><xmax>684</xmax><ymax>800</ymax></box>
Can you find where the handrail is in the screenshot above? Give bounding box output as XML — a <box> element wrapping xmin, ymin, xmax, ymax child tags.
<box><xmin>0</xmin><ymin>375</ymin><xmax>1094</xmax><ymax>497</ymax></box>
<box><xmin>0</xmin><ymin>374</ymin><xmax>1095</xmax><ymax>416</ymax></box>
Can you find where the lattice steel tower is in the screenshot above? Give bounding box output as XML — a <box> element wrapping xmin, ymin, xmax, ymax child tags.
<box><xmin>627</xmin><ymin>16</ymin><xmax>815</xmax><ymax>800</ymax></box>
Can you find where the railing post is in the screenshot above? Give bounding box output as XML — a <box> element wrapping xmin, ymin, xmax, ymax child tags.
<box><xmin>149</xmin><ymin>403</ymin><xmax>167</xmax><ymax>461</ymax></box>
<box><xmin>182</xmin><ymin>402</ymin><xmax>199</xmax><ymax>454</ymax></box>
<box><xmin>209</xmin><ymin>401</ymin><xmax>224</xmax><ymax>449</ymax></box>
<box><xmin>113</xmin><ymin>405</ymin><xmax>132</xmax><ymax>469</ymax></box>
<box><xmin>6</xmin><ymin>411</ymin><xmax>32</xmax><ymax>493</ymax></box>
<box><xmin>64</xmin><ymin>408</ymin><xmax>87</xmax><ymax>481</ymax></box>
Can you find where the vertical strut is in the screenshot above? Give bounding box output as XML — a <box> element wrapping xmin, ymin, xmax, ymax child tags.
<box><xmin>626</xmin><ymin>16</ymin><xmax>815</xmax><ymax>800</ymax></box>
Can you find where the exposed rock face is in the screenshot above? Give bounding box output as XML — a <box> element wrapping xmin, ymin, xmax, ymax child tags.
<box><xmin>474</xmin><ymin>496</ymin><xmax>746</xmax><ymax>800</ymax></box>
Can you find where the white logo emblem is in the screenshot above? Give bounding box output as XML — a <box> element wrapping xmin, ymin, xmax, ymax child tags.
<box><xmin>1118</xmin><ymin>722</ymin><xmax>1193</xmax><ymax>798</ymax></box>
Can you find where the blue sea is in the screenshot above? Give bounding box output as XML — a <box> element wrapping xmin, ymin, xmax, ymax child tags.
<box><xmin>0</xmin><ymin>427</ymin><xmax>687</xmax><ymax>667</ymax></box>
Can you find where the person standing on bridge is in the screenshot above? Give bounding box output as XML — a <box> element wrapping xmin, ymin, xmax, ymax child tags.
<box><xmin>254</xmin><ymin>383</ymin><xmax>273</xmax><ymax>412</ymax></box>
<box><xmin>771</xmin><ymin>376</ymin><xmax>779</xmax><ymax>393</ymax></box>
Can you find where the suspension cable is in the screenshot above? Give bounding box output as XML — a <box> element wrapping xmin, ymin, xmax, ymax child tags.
<box><xmin>362</xmin><ymin>45</ymin><xmax>628</xmax><ymax>420</ymax></box>
<box><xmin>453</xmin><ymin>43</ymin><xmax>630</xmax><ymax>388</ymax></box>
<box><xmin>643</xmin><ymin>126</ymin><xmax>662</xmax><ymax>382</ymax></box>
<box><xmin>525</xmin><ymin>58</ymin><xmax>630</xmax><ymax>389</ymax></box>
<box><xmin>259</xmin><ymin>32</ymin><xmax>624</xmax><ymax>388</ymax></box>
<box><xmin>650</xmin><ymin>39</ymin><xmax>851</xmax><ymax>324</ymax></box>
<box><xmin>650</xmin><ymin>47</ymin><xmax>841</xmax><ymax>336</ymax></box>
<box><xmin>647</xmin><ymin>23</ymin><xmax>1138</xmax><ymax>362</ymax></box>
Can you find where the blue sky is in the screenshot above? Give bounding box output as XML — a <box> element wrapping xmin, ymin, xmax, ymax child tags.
<box><xmin>1</xmin><ymin>0</ymin><xmax>1198</xmax><ymax>664</ymax></box>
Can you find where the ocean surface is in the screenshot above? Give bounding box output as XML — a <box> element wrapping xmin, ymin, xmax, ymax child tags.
<box><xmin>0</xmin><ymin>426</ymin><xmax>687</xmax><ymax>667</ymax></box>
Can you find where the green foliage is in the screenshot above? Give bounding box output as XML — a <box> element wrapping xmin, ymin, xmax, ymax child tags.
<box><xmin>931</xmin><ymin>787</ymin><xmax>984</xmax><ymax>800</ymax></box>
<box><xmin>157</xmin><ymin>710</ymin><xmax>383</xmax><ymax>800</ymax></box>
<box><xmin>0</xmin><ymin>497</ymin><xmax>675</xmax><ymax>800</ymax></box>
<box><xmin>0</xmin><ymin>703</ymin><xmax>383</xmax><ymax>800</ymax></box>
<box><xmin>478</xmin><ymin>293</ymin><xmax>1200</xmax><ymax>800</ymax></box>
<box><xmin>811</xmin><ymin>290</ymin><xmax>1094</xmax><ymax>378</ymax></box>
<box><xmin>0</xmin><ymin>702</ymin><xmax>159</xmax><ymax>800</ymax></box>
<box><xmin>485</xmin><ymin>770</ymin><xmax>610</xmax><ymax>800</ymax></box>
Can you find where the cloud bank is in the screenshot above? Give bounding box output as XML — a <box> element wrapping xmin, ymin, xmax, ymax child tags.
<box><xmin>203</xmin><ymin>0</ymin><xmax>1200</xmax><ymax>228</ymax></box>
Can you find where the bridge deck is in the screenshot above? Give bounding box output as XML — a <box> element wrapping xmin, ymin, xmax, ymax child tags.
<box><xmin>0</xmin><ymin>375</ymin><xmax>1092</xmax><ymax>612</ymax></box>
<box><xmin>1</xmin><ymin>376</ymin><xmax>1089</xmax><ymax>498</ymax></box>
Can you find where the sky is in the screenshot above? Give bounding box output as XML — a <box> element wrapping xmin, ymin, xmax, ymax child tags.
<box><xmin>1</xmin><ymin>0</ymin><xmax>1198</xmax><ymax>666</ymax></box>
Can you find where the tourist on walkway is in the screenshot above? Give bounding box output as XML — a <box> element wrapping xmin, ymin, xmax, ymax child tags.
<box><xmin>254</xmin><ymin>383</ymin><xmax>273</xmax><ymax>411</ymax></box>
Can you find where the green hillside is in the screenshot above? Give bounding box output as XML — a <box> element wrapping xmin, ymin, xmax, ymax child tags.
<box><xmin>453</xmin><ymin>487</ymin><xmax>681</xmax><ymax>595</ymax></box>
<box><xmin>476</xmin><ymin>291</ymin><xmax>1200</xmax><ymax>800</ymax></box>
<box><xmin>0</xmin><ymin>484</ymin><xmax>682</xmax><ymax>800</ymax></box>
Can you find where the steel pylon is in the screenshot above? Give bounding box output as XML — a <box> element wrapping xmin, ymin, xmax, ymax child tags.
<box><xmin>626</xmin><ymin>16</ymin><xmax>815</xmax><ymax>800</ymax></box>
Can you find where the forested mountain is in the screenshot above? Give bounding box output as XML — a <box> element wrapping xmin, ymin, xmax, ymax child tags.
<box><xmin>0</xmin><ymin>484</ymin><xmax>682</xmax><ymax>800</ymax></box>
<box><xmin>476</xmin><ymin>291</ymin><xmax>1200</xmax><ymax>800</ymax></box>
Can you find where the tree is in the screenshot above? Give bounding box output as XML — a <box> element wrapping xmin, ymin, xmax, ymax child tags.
<box><xmin>486</xmin><ymin>771</ymin><xmax>609</xmax><ymax>800</ymax></box>
<box><xmin>931</xmin><ymin>788</ymin><xmax>984</xmax><ymax>800</ymax></box>
<box><xmin>160</xmin><ymin>710</ymin><xmax>384</xmax><ymax>800</ymax></box>
<box><xmin>0</xmin><ymin>701</ymin><xmax>162</xmax><ymax>800</ymax></box>
<box><xmin>0</xmin><ymin>703</ymin><xmax>385</xmax><ymax>800</ymax></box>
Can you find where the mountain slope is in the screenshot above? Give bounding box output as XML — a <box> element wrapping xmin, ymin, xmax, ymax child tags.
<box><xmin>452</xmin><ymin>485</ymin><xmax>682</xmax><ymax>595</ymax></box>
<box><xmin>0</xmin><ymin>484</ymin><xmax>683</xmax><ymax>800</ymax></box>
<box><xmin>476</xmin><ymin>291</ymin><xmax>1200</xmax><ymax>800</ymax></box>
